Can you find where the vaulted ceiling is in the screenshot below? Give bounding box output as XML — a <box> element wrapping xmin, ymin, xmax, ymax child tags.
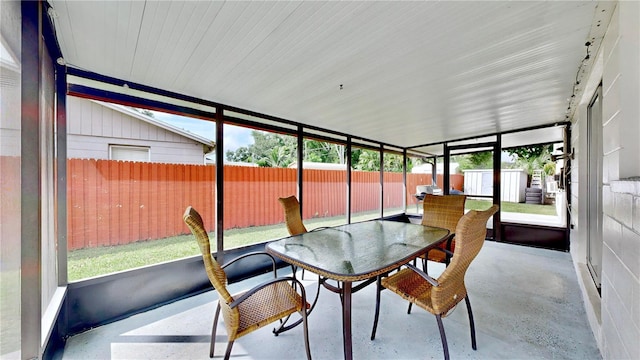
<box><xmin>49</xmin><ymin>1</ymin><xmax>613</xmax><ymax>153</ymax></box>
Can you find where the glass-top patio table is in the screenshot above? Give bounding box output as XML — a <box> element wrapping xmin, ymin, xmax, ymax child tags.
<box><xmin>265</xmin><ymin>220</ymin><xmax>450</xmax><ymax>360</ymax></box>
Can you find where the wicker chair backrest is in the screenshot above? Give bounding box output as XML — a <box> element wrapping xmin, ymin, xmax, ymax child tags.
<box><xmin>432</xmin><ymin>205</ymin><xmax>499</xmax><ymax>314</ymax></box>
<box><xmin>279</xmin><ymin>196</ymin><xmax>308</xmax><ymax>236</ymax></box>
<box><xmin>421</xmin><ymin>195</ymin><xmax>467</xmax><ymax>233</ymax></box>
<box><xmin>183</xmin><ymin>206</ymin><xmax>233</xmax><ymax>304</ymax></box>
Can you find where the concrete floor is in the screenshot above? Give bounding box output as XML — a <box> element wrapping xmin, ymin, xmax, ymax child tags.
<box><xmin>61</xmin><ymin>241</ymin><xmax>601</xmax><ymax>359</ymax></box>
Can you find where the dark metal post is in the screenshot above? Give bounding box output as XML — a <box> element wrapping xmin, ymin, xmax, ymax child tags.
<box><xmin>443</xmin><ymin>144</ymin><xmax>451</xmax><ymax>195</ymax></box>
<box><xmin>22</xmin><ymin>1</ymin><xmax>43</xmax><ymax>358</ymax></box>
<box><xmin>403</xmin><ymin>149</ymin><xmax>408</xmax><ymax>213</ymax></box>
<box><xmin>346</xmin><ymin>137</ymin><xmax>352</xmax><ymax>223</ymax></box>
<box><xmin>379</xmin><ymin>145</ymin><xmax>384</xmax><ymax>218</ymax></box>
<box><xmin>431</xmin><ymin>156</ymin><xmax>437</xmax><ymax>187</ymax></box>
<box><xmin>297</xmin><ymin>126</ymin><xmax>304</xmax><ymax>216</ymax></box>
<box><xmin>493</xmin><ymin>135</ymin><xmax>502</xmax><ymax>241</ymax></box>
<box><xmin>56</xmin><ymin>63</ymin><xmax>68</xmax><ymax>285</ymax></box>
<box><xmin>215</xmin><ymin>108</ymin><xmax>225</xmax><ymax>263</ymax></box>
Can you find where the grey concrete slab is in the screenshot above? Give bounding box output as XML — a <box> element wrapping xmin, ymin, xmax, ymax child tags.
<box><xmin>62</xmin><ymin>241</ymin><xmax>600</xmax><ymax>360</ymax></box>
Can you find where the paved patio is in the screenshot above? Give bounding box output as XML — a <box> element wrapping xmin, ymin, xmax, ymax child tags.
<box><xmin>61</xmin><ymin>241</ymin><xmax>600</xmax><ymax>359</ymax></box>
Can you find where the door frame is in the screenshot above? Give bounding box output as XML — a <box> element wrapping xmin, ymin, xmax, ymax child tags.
<box><xmin>586</xmin><ymin>82</ymin><xmax>603</xmax><ymax>292</ymax></box>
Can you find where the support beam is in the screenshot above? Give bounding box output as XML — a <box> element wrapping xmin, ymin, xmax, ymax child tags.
<box><xmin>493</xmin><ymin>135</ymin><xmax>502</xmax><ymax>241</ymax></box>
<box><xmin>21</xmin><ymin>1</ymin><xmax>43</xmax><ymax>358</ymax></box>
<box><xmin>215</xmin><ymin>109</ymin><xmax>225</xmax><ymax>263</ymax></box>
<box><xmin>297</xmin><ymin>126</ymin><xmax>304</xmax><ymax>214</ymax></box>
<box><xmin>346</xmin><ymin>137</ymin><xmax>352</xmax><ymax>223</ymax></box>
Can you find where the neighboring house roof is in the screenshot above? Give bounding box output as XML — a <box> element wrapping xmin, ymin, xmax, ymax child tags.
<box><xmin>94</xmin><ymin>100</ymin><xmax>215</xmax><ymax>151</ymax></box>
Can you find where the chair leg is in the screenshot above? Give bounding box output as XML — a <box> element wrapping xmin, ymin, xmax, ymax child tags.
<box><xmin>300</xmin><ymin>308</ymin><xmax>312</xmax><ymax>360</ymax></box>
<box><xmin>210</xmin><ymin>302</ymin><xmax>221</xmax><ymax>358</ymax></box>
<box><xmin>223</xmin><ymin>340</ymin><xmax>234</xmax><ymax>360</ymax></box>
<box><xmin>465</xmin><ymin>295</ymin><xmax>477</xmax><ymax>350</ymax></box>
<box><xmin>370</xmin><ymin>276</ymin><xmax>382</xmax><ymax>340</ymax></box>
<box><xmin>435</xmin><ymin>314</ymin><xmax>450</xmax><ymax>360</ymax></box>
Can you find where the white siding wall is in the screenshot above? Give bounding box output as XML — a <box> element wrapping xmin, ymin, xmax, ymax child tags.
<box><xmin>0</xmin><ymin>67</ymin><xmax>20</xmax><ymax>157</ymax></box>
<box><xmin>571</xmin><ymin>3</ymin><xmax>640</xmax><ymax>359</ymax></box>
<box><xmin>66</xmin><ymin>97</ymin><xmax>206</xmax><ymax>164</ymax></box>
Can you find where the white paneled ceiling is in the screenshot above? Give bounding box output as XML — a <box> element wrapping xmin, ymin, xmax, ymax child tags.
<box><xmin>49</xmin><ymin>1</ymin><xmax>612</xmax><ymax>149</ymax></box>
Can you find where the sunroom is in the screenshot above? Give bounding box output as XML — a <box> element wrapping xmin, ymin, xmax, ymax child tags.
<box><xmin>2</xmin><ymin>1</ymin><xmax>639</xmax><ymax>359</ymax></box>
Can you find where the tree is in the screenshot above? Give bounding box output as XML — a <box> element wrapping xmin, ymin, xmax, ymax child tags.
<box><xmin>251</xmin><ymin>131</ymin><xmax>296</xmax><ymax>165</ymax></box>
<box><xmin>257</xmin><ymin>146</ymin><xmax>294</xmax><ymax>168</ymax></box>
<box><xmin>355</xmin><ymin>149</ymin><xmax>380</xmax><ymax>171</ymax></box>
<box><xmin>225</xmin><ymin>130</ymin><xmax>405</xmax><ymax>172</ymax></box>
<box><xmin>352</xmin><ymin>150</ymin><xmax>404</xmax><ymax>172</ymax></box>
<box><xmin>225</xmin><ymin>131</ymin><xmax>296</xmax><ymax>167</ymax></box>
<box><xmin>383</xmin><ymin>153</ymin><xmax>404</xmax><ymax>172</ymax></box>
<box><xmin>543</xmin><ymin>162</ymin><xmax>556</xmax><ymax>176</ymax></box>
<box><xmin>506</xmin><ymin>145</ymin><xmax>554</xmax><ymax>175</ymax></box>
<box><xmin>226</xmin><ymin>147</ymin><xmax>253</xmax><ymax>163</ymax></box>
<box><xmin>506</xmin><ymin>145</ymin><xmax>552</xmax><ymax>162</ymax></box>
<box><xmin>304</xmin><ymin>140</ymin><xmax>345</xmax><ymax>164</ymax></box>
<box><xmin>455</xmin><ymin>151</ymin><xmax>493</xmax><ymax>171</ymax></box>
<box><xmin>226</xmin><ymin>132</ymin><xmax>351</xmax><ymax>167</ymax></box>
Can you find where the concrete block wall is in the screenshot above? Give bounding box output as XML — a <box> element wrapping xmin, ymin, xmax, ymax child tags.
<box><xmin>600</xmin><ymin>4</ymin><xmax>640</xmax><ymax>358</ymax></box>
<box><xmin>571</xmin><ymin>2</ymin><xmax>640</xmax><ymax>359</ymax></box>
<box><xmin>602</xmin><ymin>181</ymin><xmax>640</xmax><ymax>359</ymax></box>
<box><xmin>601</xmin><ymin>2</ymin><xmax>640</xmax><ymax>183</ymax></box>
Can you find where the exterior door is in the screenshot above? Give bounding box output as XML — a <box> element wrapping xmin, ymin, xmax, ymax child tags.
<box><xmin>587</xmin><ymin>83</ymin><xmax>603</xmax><ymax>292</ymax></box>
<box><xmin>445</xmin><ymin>140</ymin><xmax>500</xmax><ymax>240</ymax></box>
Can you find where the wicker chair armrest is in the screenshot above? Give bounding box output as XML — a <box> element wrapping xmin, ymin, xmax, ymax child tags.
<box><xmin>229</xmin><ymin>276</ymin><xmax>306</xmax><ymax>309</ymax></box>
<box><xmin>444</xmin><ymin>233</ymin><xmax>455</xmax><ymax>250</ymax></box>
<box><xmin>430</xmin><ymin>247</ymin><xmax>454</xmax><ymax>257</ymax></box>
<box><xmin>405</xmin><ymin>263</ymin><xmax>439</xmax><ymax>287</ymax></box>
<box><xmin>222</xmin><ymin>251</ymin><xmax>278</xmax><ymax>277</ymax></box>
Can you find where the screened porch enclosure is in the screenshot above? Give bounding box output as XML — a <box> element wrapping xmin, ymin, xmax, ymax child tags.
<box><xmin>6</xmin><ymin>1</ymin><xmax>640</xmax><ymax>360</ymax></box>
<box><xmin>62</xmin><ymin>92</ymin><xmax>570</xmax><ymax>281</ymax></box>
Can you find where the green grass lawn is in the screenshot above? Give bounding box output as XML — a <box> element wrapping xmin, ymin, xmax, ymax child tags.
<box><xmin>1</xmin><ymin>271</ymin><xmax>20</xmax><ymax>356</ymax></box>
<box><xmin>467</xmin><ymin>199</ymin><xmax>558</xmax><ymax>215</ymax></box>
<box><xmin>67</xmin><ymin>211</ymin><xmax>382</xmax><ymax>281</ymax></box>
<box><xmin>67</xmin><ymin>203</ymin><xmax>556</xmax><ymax>281</ymax></box>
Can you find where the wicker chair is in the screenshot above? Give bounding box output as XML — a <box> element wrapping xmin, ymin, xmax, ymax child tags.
<box><xmin>420</xmin><ymin>194</ymin><xmax>467</xmax><ymax>267</ymax></box>
<box><xmin>278</xmin><ymin>195</ymin><xmax>327</xmax><ymax>280</ymax></box>
<box><xmin>279</xmin><ymin>195</ymin><xmax>308</xmax><ymax>236</ymax></box>
<box><xmin>406</xmin><ymin>194</ymin><xmax>467</xmax><ymax>314</ymax></box>
<box><xmin>183</xmin><ymin>206</ymin><xmax>311</xmax><ymax>360</ymax></box>
<box><xmin>370</xmin><ymin>205</ymin><xmax>499</xmax><ymax>360</ymax></box>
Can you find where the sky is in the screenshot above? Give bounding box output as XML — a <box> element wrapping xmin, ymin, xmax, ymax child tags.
<box><xmin>152</xmin><ymin>111</ymin><xmax>253</xmax><ymax>152</ymax></box>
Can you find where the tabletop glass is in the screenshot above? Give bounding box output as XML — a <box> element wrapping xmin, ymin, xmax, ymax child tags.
<box><xmin>266</xmin><ymin>220</ymin><xmax>449</xmax><ymax>281</ymax></box>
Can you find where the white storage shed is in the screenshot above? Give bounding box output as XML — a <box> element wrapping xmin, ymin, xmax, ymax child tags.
<box><xmin>463</xmin><ymin>169</ymin><xmax>528</xmax><ymax>203</ymax></box>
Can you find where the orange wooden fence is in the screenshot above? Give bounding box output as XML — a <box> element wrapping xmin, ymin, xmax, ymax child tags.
<box><xmin>67</xmin><ymin>159</ymin><xmax>215</xmax><ymax>250</ymax></box>
<box><xmin>67</xmin><ymin>159</ymin><xmax>463</xmax><ymax>250</ymax></box>
<box><xmin>1</xmin><ymin>156</ymin><xmax>21</xmax><ymax>254</ymax></box>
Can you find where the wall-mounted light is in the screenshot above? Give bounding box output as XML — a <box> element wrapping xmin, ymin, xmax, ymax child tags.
<box><xmin>551</xmin><ymin>147</ymin><xmax>574</xmax><ymax>161</ymax></box>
